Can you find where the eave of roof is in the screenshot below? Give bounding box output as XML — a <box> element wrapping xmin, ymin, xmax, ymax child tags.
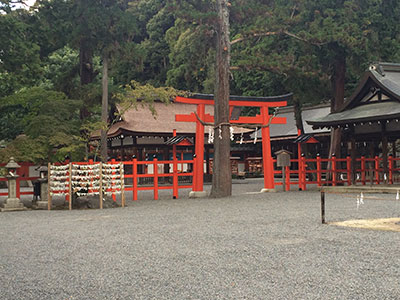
<box><xmin>307</xmin><ymin>62</ymin><xmax>400</xmax><ymax>128</ymax></box>
<box><xmin>187</xmin><ymin>92</ymin><xmax>293</xmax><ymax>103</ymax></box>
<box><xmin>307</xmin><ymin>101</ymin><xmax>400</xmax><ymax>128</ymax></box>
<box><xmin>340</xmin><ymin>62</ymin><xmax>400</xmax><ymax>111</ymax></box>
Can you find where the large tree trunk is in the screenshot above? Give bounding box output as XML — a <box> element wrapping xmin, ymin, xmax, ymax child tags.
<box><xmin>100</xmin><ymin>55</ymin><xmax>109</xmax><ymax>162</ymax></box>
<box><xmin>293</xmin><ymin>96</ymin><xmax>304</xmax><ymax>134</ymax></box>
<box><xmin>210</xmin><ymin>0</ymin><xmax>232</xmax><ymax>198</ymax></box>
<box><xmin>328</xmin><ymin>43</ymin><xmax>346</xmax><ymax>158</ymax></box>
<box><xmin>79</xmin><ymin>39</ymin><xmax>96</xmax><ymax>120</ymax></box>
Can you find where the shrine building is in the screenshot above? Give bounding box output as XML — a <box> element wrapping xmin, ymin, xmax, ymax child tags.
<box><xmin>307</xmin><ymin>62</ymin><xmax>400</xmax><ymax>180</ymax></box>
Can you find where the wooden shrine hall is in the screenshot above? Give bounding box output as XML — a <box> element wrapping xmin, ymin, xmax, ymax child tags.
<box><xmin>307</xmin><ymin>62</ymin><xmax>400</xmax><ymax>183</ymax></box>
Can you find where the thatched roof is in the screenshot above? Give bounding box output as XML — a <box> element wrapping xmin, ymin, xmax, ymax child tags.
<box><xmin>93</xmin><ymin>101</ymin><xmax>251</xmax><ymax>139</ymax></box>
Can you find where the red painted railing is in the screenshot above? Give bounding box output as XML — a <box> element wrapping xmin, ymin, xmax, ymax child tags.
<box><xmin>1</xmin><ymin>158</ymin><xmax>194</xmax><ymax>201</ymax></box>
<box><xmin>123</xmin><ymin>158</ymin><xmax>194</xmax><ymax>200</ymax></box>
<box><xmin>273</xmin><ymin>156</ymin><xmax>400</xmax><ymax>190</ymax></box>
<box><xmin>0</xmin><ymin>162</ymin><xmax>39</xmax><ymax>197</ymax></box>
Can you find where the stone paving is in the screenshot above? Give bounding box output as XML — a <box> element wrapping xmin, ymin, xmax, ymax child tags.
<box><xmin>0</xmin><ymin>179</ymin><xmax>399</xmax><ymax>299</ymax></box>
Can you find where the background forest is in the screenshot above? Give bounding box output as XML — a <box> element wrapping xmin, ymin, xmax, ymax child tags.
<box><xmin>1</xmin><ymin>0</ymin><xmax>400</xmax><ymax>163</ymax></box>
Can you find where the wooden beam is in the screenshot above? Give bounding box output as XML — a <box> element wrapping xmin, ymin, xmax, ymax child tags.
<box><xmin>175</xmin><ymin>96</ymin><xmax>287</xmax><ymax>107</ymax></box>
<box><xmin>176</xmin><ymin>113</ymin><xmax>286</xmax><ymax>125</ymax></box>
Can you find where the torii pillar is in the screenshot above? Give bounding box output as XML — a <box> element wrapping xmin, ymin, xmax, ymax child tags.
<box><xmin>175</xmin><ymin>94</ymin><xmax>290</xmax><ymax>196</ymax></box>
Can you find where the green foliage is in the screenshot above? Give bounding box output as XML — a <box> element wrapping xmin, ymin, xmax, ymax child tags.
<box><xmin>2</xmin><ymin>0</ymin><xmax>400</xmax><ymax>164</ymax></box>
<box><xmin>116</xmin><ymin>80</ymin><xmax>184</xmax><ymax>116</ymax></box>
<box><xmin>0</xmin><ymin>88</ymin><xmax>85</xmax><ymax>163</ymax></box>
<box><xmin>0</xmin><ymin>8</ymin><xmax>42</xmax><ymax>96</ymax></box>
<box><xmin>39</xmin><ymin>46</ymin><xmax>80</xmax><ymax>96</ymax></box>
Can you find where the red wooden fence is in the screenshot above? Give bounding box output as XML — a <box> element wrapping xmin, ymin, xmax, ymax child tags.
<box><xmin>0</xmin><ymin>162</ymin><xmax>39</xmax><ymax>198</ymax></box>
<box><xmin>273</xmin><ymin>156</ymin><xmax>400</xmax><ymax>191</ymax></box>
<box><xmin>1</xmin><ymin>156</ymin><xmax>398</xmax><ymax>201</ymax></box>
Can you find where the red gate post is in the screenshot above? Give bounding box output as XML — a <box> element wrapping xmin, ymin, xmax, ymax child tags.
<box><xmin>260</xmin><ymin>106</ymin><xmax>275</xmax><ymax>192</ymax></box>
<box><xmin>301</xmin><ymin>154</ymin><xmax>307</xmax><ymax>190</ymax></box>
<box><xmin>172</xmin><ymin>129</ymin><xmax>178</xmax><ymax>199</ymax></box>
<box><xmin>133</xmin><ymin>158</ymin><xmax>138</xmax><ymax>201</ymax></box>
<box><xmin>317</xmin><ymin>154</ymin><xmax>322</xmax><ymax>186</ymax></box>
<box><xmin>389</xmin><ymin>155</ymin><xmax>393</xmax><ymax>184</ymax></box>
<box><xmin>346</xmin><ymin>156</ymin><xmax>351</xmax><ymax>185</ymax></box>
<box><xmin>361</xmin><ymin>156</ymin><xmax>366</xmax><ymax>185</ymax></box>
<box><xmin>332</xmin><ymin>155</ymin><xmax>337</xmax><ymax>186</ymax></box>
<box><xmin>16</xmin><ymin>178</ymin><xmax>21</xmax><ymax>199</ymax></box>
<box><xmin>285</xmin><ymin>166</ymin><xmax>290</xmax><ymax>191</ymax></box>
<box><xmin>297</xmin><ymin>134</ymin><xmax>302</xmax><ymax>190</ymax></box>
<box><xmin>193</xmin><ymin>104</ymin><xmax>205</xmax><ymax>195</ymax></box>
<box><xmin>375</xmin><ymin>156</ymin><xmax>380</xmax><ymax>184</ymax></box>
<box><xmin>153</xmin><ymin>158</ymin><xmax>159</xmax><ymax>200</ymax></box>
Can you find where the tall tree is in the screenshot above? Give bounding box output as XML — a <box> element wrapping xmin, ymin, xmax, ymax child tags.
<box><xmin>210</xmin><ymin>0</ymin><xmax>232</xmax><ymax>197</ymax></box>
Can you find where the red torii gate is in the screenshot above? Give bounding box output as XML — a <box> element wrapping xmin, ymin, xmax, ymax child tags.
<box><xmin>175</xmin><ymin>93</ymin><xmax>291</xmax><ymax>195</ymax></box>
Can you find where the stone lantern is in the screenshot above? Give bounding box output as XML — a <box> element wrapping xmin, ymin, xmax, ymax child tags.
<box><xmin>1</xmin><ymin>157</ymin><xmax>26</xmax><ymax>212</ymax></box>
<box><xmin>35</xmin><ymin>166</ymin><xmax>49</xmax><ymax>209</ymax></box>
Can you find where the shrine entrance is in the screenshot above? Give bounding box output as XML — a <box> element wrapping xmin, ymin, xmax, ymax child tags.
<box><xmin>175</xmin><ymin>93</ymin><xmax>292</xmax><ymax>195</ymax></box>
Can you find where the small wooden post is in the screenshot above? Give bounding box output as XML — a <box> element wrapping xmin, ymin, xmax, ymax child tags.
<box><xmin>321</xmin><ymin>190</ymin><xmax>326</xmax><ymax>224</ymax></box>
<box><xmin>99</xmin><ymin>162</ymin><xmax>103</xmax><ymax>209</ymax></box>
<box><xmin>47</xmin><ymin>162</ymin><xmax>52</xmax><ymax>211</ymax></box>
<box><xmin>68</xmin><ymin>163</ymin><xmax>72</xmax><ymax>211</ymax></box>
<box><xmin>154</xmin><ymin>158</ymin><xmax>158</xmax><ymax>200</ymax></box>
<box><xmin>120</xmin><ymin>162</ymin><xmax>125</xmax><ymax>207</ymax></box>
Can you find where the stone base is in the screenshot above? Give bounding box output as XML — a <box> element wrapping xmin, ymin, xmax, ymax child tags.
<box><xmin>35</xmin><ymin>201</ymin><xmax>49</xmax><ymax>210</ymax></box>
<box><xmin>189</xmin><ymin>191</ymin><xmax>208</xmax><ymax>198</ymax></box>
<box><xmin>1</xmin><ymin>198</ymin><xmax>27</xmax><ymax>212</ymax></box>
<box><xmin>260</xmin><ymin>188</ymin><xmax>277</xmax><ymax>193</ymax></box>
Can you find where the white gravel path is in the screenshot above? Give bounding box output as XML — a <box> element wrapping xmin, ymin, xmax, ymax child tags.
<box><xmin>1</xmin><ymin>179</ymin><xmax>399</xmax><ymax>299</ymax></box>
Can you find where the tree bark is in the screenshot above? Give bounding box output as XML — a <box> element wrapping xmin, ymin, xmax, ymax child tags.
<box><xmin>210</xmin><ymin>0</ymin><xmax>232</xmax><ymax>198</ymax></box>
<box><xmin>328</xmin><ymin>43</ymin><xmax>346</xmax><ymax>159</ymax></box>
<box><xmin>100</xmin><ymin>55</ymin><xmax>109</xmax><ymax>162</ymax></box>
<box><xmin>79</xmin><ymin>39</ymin><xmax>97</xmax><ymax>120</ymax></box>
<box><xmin>293</xmin><ymin>97</ymin><xmax>304</xmax><ymax>134</ymax></box>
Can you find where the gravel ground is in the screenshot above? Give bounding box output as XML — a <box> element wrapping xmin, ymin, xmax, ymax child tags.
<box><xmin>1</xmin><ymin>179</ymin><xmax>400</xmax><ymax>299</ymax></box>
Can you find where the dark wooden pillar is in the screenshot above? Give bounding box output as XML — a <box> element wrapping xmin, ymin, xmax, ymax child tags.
<box><xmin>120</xmin><ymin>136</ymin><xmax>124</xmax><ymax>160</ymax></box>
<box><xmin>392</xmin><ymin>140</ymin><xmax>397</xmax><ymax>170</ymax></box>
<box><xmin>382</xmin><ymin>136</ymin><xmax>389</xmax><ymax>183</ymax></box>
<box><xmin>369</xmin><ymin>142</ymin><xmax>375</xmax><ymax>185</ymax></box>
<box><xmin>163</xmin><ymin>145</ymin><xmax>170</xmax><ymax>175</ymax></box>
<box><xmin>138</xmin><ymin>148</ymin><xmax>144</xmax><ymax>174</ymax></box>
<box><xmin>381</xmin><ymin>123</ymin><xmax>388</xmax><ymax>183</ymax></box>
<box><xmin>350</xmin><ymin>137</ymin><xmax>356</xmax><ymax>185</ymax></box>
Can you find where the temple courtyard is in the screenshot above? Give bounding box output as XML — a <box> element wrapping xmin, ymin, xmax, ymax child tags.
<box><xmin>1</xmin><ymin>179</ymin><xmax>399</xmax><ymax>299</ymax></box>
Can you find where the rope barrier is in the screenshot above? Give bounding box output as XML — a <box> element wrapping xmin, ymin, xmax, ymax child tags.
<box><xmin>193</xmin><ymin>107</ymin><xmax>279</xmax><ymax>129</ymax></box>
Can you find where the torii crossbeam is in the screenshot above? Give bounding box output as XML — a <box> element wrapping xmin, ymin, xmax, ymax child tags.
<box><xmin>175</xmin><ymin>93</ymin><xmax>292</xmax><ymax>195</ymax></box>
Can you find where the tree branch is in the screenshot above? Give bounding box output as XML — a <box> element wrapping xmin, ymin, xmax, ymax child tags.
<box><xmin>231</xmin><ymin>29</ymin><xmax>327</xmax><ymax>48</ymax></box>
